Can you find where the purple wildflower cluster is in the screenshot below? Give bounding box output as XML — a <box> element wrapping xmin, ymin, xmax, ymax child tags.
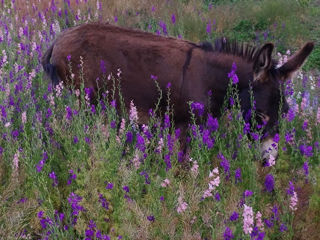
<box><xmin>191</xmin><ymin>102</ymin><xmax>204</xmax><ymax>116</ymax></box>
<box><xmin>218</xmin><ymin>153</ymin><xmax>230</xmax><ymax>179</ymax></box>
<box><xmin>67</xmin><ymin>169</ymin><xmax>77</xmax><ymax>185</ymax></box>
<box><xmin>49</xmin><ymin>171</ymin><xmax>58</xmax><ymax>187</ymax></box>
<box><xmin>228</xmin><ymin>62</ymin><xmax>239</xmax><ymax>84</ymax></box>
<box><xmin>85</xmin><ymin>220</ymin><xmax>111</xmax><ymax>240</ymax></box>
<box><xmin>265</xmin><ymin>174</ymin><xmax>275</xmax><ymax>192</ymax></box>
<box><xmin>68</xmin><ymin>192</ymin><xmax>85</xmax><ymax>224</ymax></box>
<box><xmin>36</xmin><ymin>152</ymin><xmax>48</xmax><ymax>172</ymax></box>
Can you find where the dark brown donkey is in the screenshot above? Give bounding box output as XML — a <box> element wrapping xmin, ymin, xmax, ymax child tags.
<box><xmin>42</xmin><ymin>23</ymin><xmax>314</xmax><ymax>160</ymax></box>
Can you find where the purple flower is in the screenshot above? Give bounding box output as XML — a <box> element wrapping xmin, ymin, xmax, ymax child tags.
<box><xmin>38</xmin><ymin>211</ymin><xmax>44</xmax><ymax>219</ymax></box>
<box><xmin>11</xmin><ymin>130</ymin><xmax>19</xmax><ymax>139</ymax></box>
<box><xmin>286</xmin><ymin>181</ymin><xmax>295</xmax><ymax>196</ymax></box>
<box><xmin>65</xmin><ymin>106</ymin><xmax>73</xmax><ymax>120</ymax></box>
<box><xmin>111</xmin><ymin>100</ymin><xmax>116</xmax><ymax>108</ymax></box>
<box><xmin>123</xmin><ymin>185</ymin><xmax>129</xmax><ymax>193</ymax></box>
<box><xmin>160</xmin><ymin>196</ymin><xmax>164</xmax><ymax>201</ymax></box>
<box><xmin>67</xmin><ymin>169</ymin><xmax>77</xmax><ymax>185</ymax></box>
<box><xmin>280</xmin><ymin>223</ymin><xmax>287</xmax><ymax>232</ymax></box>
<box><xmin>91</xmin><ymin>104</ymin><xmax>96</xmax><ymax>114</ymax></box>
<box><xmin>243</xmin><ymin>190</ymin><xmax>253</xmax><ymax>198</ymax></box>
<box><xmin>235</xmin><ymin>168</ymin><xmax>242</xmax><ymax>183</ymax></box>
<box><xmin>228</xmin><ymin>62</ymin><xmax>239</xmax><ymax>84</ymax></box>
<box><xmin>99</xmin><ymin>193</ymin><xmax>109</xmax><ymax>210</ymax></box>
<box><xmin>191</xmin><ymin>102</ymin><xmax>204</xmax><ymax>116</ymax></box>
<box><xmin>303</xmin><ymin>161</ymin><xmax>309</xmax><ymax>178</ymax></box>
<box><xmin>207</xmin><ymin>114</ymin><xmax>219</xmax><ymax>132</ymax></box>
<box><xmin>273</xmin><ymin>133</ymin><xmax>279</xmax><ymax>143</ymax></box>
<box><xmin>175</xmin><ymin>128</ymin><xmax>181</xmax><ymax>139</ymax></box>
<box><xmin>73</xmin><ymin>136</ymin><xmax>79</xmax><ymax>144</ymax></box>
<box><xmin>85</xmin><ymin>229</ymin><xmax>94</xmax><ymax>237</ymax></box>
<box><xmin>106</xmin><ymin>182</ymin><xmax>113</xmax><ymax>190</ymax></box>
<box><xmin>166</xmin><ymin>82</ymin><xmax>171</xmax><ymax>88</ymax></box>
<box><xmin>136</xmin><ymin>134</ymin><xmax>146</xmax><ymax>152</ymax></box>
<box><xmin>45</xmin><ymin>108</ymin><xmax>52</xmax><ymax>119</ymax></box>
<box><xmin>223</xmin><ymin>227</ymin><xmax>234</xmax><ymax>240</ymax></box>
<box><xmin>302</xmin><ymin>120</ymin><xmax>308</xmax><ymax>130</ymax></box>
<box><xmin>177</xmin><ymin>151</ymin><xmax>184</xmax><ymax>163</ymax></box>
<box><xmin>164</xmin><ymin>153</ymin><xmax>172</xmax><ymax>171</ymax></box>
<box><xmin>140</xmin><ymin>171</ymin><xmax>151</xmax><ymax>184</ymax></box>
<box><xmin>159</xmin><ymin>21</ymin><xmax>168</xmax><ymax>35</ymax></box>
<box><xmin>299</xmin><ymin>144</ymin><xmax>313</xmax><ymax>157</ymax></box>
<box><xmin>206</xmin><ymin>23</ymin><xmax>211</xmax><ymax>34</ymax></box>
<box><xmin>49</xmin><ymin>171</ymin><xmax>58</xmax><ymax>187</ymax></box>
<box><xmin>147</xmin><ymin>215</ymin><xmax>155</xmax><ymax>222</ymax></box>
<box><xmin>215</xmin><ymin>192</ymin><xmax>221</xmax><ymax>201</ymax></box>
<box><xmin>164</xmin><ymin>114</ymin><xmax>170</xmax><ymax>128</ymax></box>
<box><xmin>202</xmin><ymin>129</ymin><xmax>214</xmax><ymax>148</ymax></box>
<box><xmin>36</xmin><ymin>152</ymin><xmax>48</xmax><ymax>172</ymax></box>
<box><xmin>230</xmin><ymin>211</ymin><xmax>239</xmax><ymax>221</ymax></box>
<box><xmin>171</xmin><ymin>14</ymin><xmax>176</xmax><ymax>24</ymax></box>
<box><xmin>150</xmin><ymin>74</ymin><xmax>158</xmax><ymax>80</ymax></box>
<box><xmin>219</xmin><ymin>153</ymin><xmax>230</xmax><ymax>179</ymax></box>
<box><xmin>265</xmin><ymin>174</ymin><xmax>275</xmax><ymax>192</ymax></box>
<box><xmin>250</xmin><ymin>132</ymin><xmax>259</xmax><ymax>141</ymax></box>
<box><xmin>17</xmin><ymin>197</ymin><xmax>27</xmax><ymax>203</ymax></box>
<box><xmin>85</xmin><ymin>136</ymin><xmax>91</xmax><ymax>144</ymax></box>
<box><xmin>100</xmin><ymin>60</ymin><xmax>106</xmax><ymax>74</ymax></box>
<box><xmin>264</xmin><ymin>218</ymin><xmax>273</xmax><ymax>228</ymax></box>
<box><xmin>68</xmin><ymin>192</ymin><xmax>84</xmax><ymax>216</ymax></box>
<box><xmin>110</xmin><ymin>120</ymin><xmax>116</xmax><ymax>129</ymax></box>
<box><xmin>126</xmin><ymin>131</ymin><xmax>133</xmax><ymax>143</ymax></box>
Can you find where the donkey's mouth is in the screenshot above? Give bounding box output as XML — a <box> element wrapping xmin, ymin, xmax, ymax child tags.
<box><xmin>260</xmin><ymin>136</ymin><xmax>278</xmax><ymax>165</ymax></box>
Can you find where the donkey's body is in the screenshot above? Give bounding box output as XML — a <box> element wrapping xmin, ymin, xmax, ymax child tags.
<box><xmin>42</xmin><ymin>23</ymin><xmax>314</xmax><ymax>159</ymax></box>
<box><xmin>43</xmin><ymin>24</ymin><xmax>243</xmax><ymax>122</ymax></box>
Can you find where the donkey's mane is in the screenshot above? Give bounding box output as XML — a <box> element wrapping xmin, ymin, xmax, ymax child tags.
<box><xmin>213</xmin><ymin>38</ymin><xmax>259</xmax><ymax>62</ymax></box>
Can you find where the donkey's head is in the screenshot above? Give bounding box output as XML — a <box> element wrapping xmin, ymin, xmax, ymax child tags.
<box><xmin>239</xmin><ymin>42</ymin><xmax>314</xmax><ymax>159</ymax></box>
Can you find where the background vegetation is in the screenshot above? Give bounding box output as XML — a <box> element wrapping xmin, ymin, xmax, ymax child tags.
<box><xmin>0</xmin><ymin>0</ymin><xmax>319</xmax><ymax>239</ymax></box>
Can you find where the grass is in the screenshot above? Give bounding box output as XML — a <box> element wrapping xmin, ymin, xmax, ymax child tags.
<box><xmin>0</xmin><ymin>0</ymin><xmax>319</xmax><ymax>239</ymax></box>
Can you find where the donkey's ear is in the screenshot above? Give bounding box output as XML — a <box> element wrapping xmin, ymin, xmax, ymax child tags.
<box><xmin>278</xmin><ymin>42</ymin><xmax>314</xmax><ymax>81</ymax></box>
<box><xmin>254</xmin><ymin>43</ymin><xmax>274</xmax><ymax>72</ymax></box>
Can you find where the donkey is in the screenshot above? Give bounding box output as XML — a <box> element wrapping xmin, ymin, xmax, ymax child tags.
<box><xmin>42</xmin><ymin>23</ymin><xmax>314</xmax><ymax>160</ymax></box>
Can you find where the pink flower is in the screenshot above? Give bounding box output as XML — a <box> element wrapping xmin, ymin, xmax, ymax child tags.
<box><xmin>119</xmin><ymin>118</ymin><xmax>126</xmax><ymax>135</ymax></box>
<box><xmin>300</xmin><ymin>97</ymin><xmax>307</xmax><ymax>112</ymax></box>
<box><xmin>191</xmin><ymin>160</ymin><xmax>199</xmax><ymax>177</ymax></box>
<box><xmin>156</xmin><ymin>138</ymin><xmax>163</xmax><ymax>153</ymax></box>
<box><xmin>202</xmin><ymin>167</ymin><xmax>220</xmax><ymax>199</ymax></box>
<box><xmin>255</xmin><ymin>211</ymin><xmax>264</xmax><ymax>231</ymax></box>
<box><xmin>161</xmin><ymin>178</ymin><xmax>170</xmax><ymax>188</ymax></box>
<box><xmin>129</xmin><ymin>100</ymin><xmax>138</xmax><ymax>124</ymax></box>
<box><xmin>317</xmin><ymin>107</ymin><xmax>320</xmax><ymax>124</ymax></box>
<box><xmin>13</xmin><ymin>151</ymin><xmax>19</xmax><ymax>173</ymax></box>
<box><xmin>21</xmin><ymin>111</ymin><xmax>27</xmax><ymax>125</ymax></box>
<box><xmin>243</xmin><ymin>204</ymin><xmax>254</xmax><ymax>235</ymax></box>
<box><xmin>132</xmin><ymin>150</ymin><xmax>141</xmax><ymax>170</ymax></box>
<box><xmin>290</xmin><ymin>192</ymin><xmax>298</xmax><ymax>211</ymax></box>
<box><xmin>177</xmin><ymin>196</ymin><xmax>188</xmax><ymax>214</ymax></box>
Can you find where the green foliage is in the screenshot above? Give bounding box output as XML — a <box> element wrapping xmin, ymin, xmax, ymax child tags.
<box><xmin>303</xmin><ymin>45</ymin><xmax>320</xmax><ymax>71</ymax></box>
<box><xmin>0</xmin><ymin>0</ymin><xmax>319</xmax><ymax>239</ymax></box>
<box><xmin>232</xmin><ymin>19</ymin><xmax>256</xmax><ymax>41</ymax></box>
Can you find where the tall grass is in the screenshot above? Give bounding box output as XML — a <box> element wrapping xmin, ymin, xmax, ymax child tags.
<box><xmin>0</xmin><ymin>0</ymin><xmax>319</xmax><ymax>239</ymax></box>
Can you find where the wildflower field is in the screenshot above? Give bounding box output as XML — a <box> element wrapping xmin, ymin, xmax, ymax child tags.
<box><xmin>0</xmin><ymin>0</ymin><xmax>320</xmax><ymax>239</ymax></box>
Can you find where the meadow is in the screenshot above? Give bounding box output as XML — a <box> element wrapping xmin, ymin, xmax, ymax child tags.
<box><xmin>0</xmin><ymin>0</ymin><xmax>320</xmax><ymax>239</ymax></box>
